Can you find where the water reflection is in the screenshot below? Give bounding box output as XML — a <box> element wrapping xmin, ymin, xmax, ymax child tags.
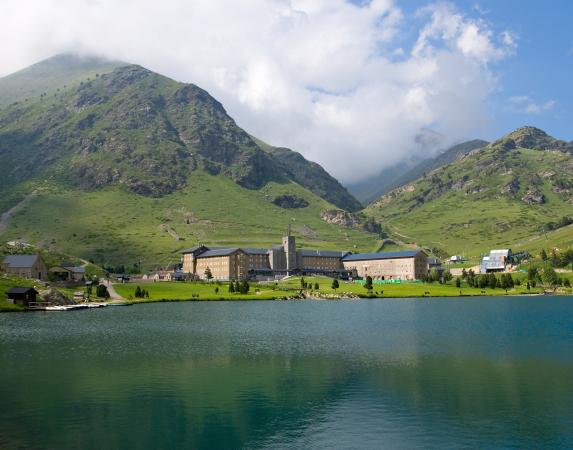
<box><xmin>0</xmin><ymin>297</ymin><xmax>572</xmax><ymax>449</ymax></box>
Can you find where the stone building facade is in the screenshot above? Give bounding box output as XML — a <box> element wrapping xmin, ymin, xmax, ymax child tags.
<box><xmin>180</xmin><ymin>237</ymin><xmax>429</xmax><ymax>282</ymax></box>
<box><xmin>1</xmin><ymin>255</ymin><xmax>48</xmax><ymax>280</ymax></box>
<box><xmin>341</xmin><ymin>250</ymin><xmax>428</xmax><ymax>281</ymax></box>
<box><xmin>180</xmin><ymin>235</ymin><xmax>349</xmax><ymax>281</ymax></box>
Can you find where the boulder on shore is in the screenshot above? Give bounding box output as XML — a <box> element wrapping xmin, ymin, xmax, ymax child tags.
<box><xmin>39</xmin><ymin>288</ymin><xmax>75</xmax><ymax>305</ymax></box>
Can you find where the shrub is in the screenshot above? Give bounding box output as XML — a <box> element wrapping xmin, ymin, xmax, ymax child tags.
<box><xmin>96</xmin><ymin>284</ymin><xmax>109</xmax><ymax>299</ymax></box>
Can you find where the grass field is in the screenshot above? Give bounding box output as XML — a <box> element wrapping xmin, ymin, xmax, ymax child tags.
<box><xmin>112</xmin><ymin>274</ymin><xmax>571</xmax><ymax>304</ymax></box>
<box><xmin>114</xmin><ymin>280</ymin><xmax>296</xmax><ymax>302</ymax></box>
<box><xmin>0</xmin><ymin>170</ymin><xmax>380</xmax><ymax>271</ymax></box>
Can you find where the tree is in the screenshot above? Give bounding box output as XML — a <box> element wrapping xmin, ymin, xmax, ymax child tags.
<box><xmin>540</xmin><ymin>249</ymin><xmax>548</xmax><ymax>261</ymax></box>
<box><xmin>429</xmin><ymin>268</ymin><xmax>440</xmax><ymax>283</ymax></box>
<box><xmin>455</xmin><ymin>277</ymin><xmax>461</xmax><ymax>288</ymax></box>
<box><xmin>300</xmin><ymin>277</ymin><xmax>306</xmax><ymax>289</ymax></box>
<box><xmin>564</xmin><ymin>249</ymin><xmax>573</xmax><ymax>271</ymax></box>
<box><xmin>564</xmin><ymin>279</ymin><xmax>571</xmax><ymax>288</ymax></box>
<box><xmin>204</xmin><ymin>267</ymin><xmax>213</xmax><ymax>281</ymax></box>
<box><xmin>461</xmin><ymin>268</ymin><xmax>468</xmax><ymax>279</ymax></box>
<box><xmin>135</xmin><ymin>286</ymin><xmax>142</xmax><ymax>298</ymax></box>
<box><xmin>96</xmin><ymin>284</ymin><xmax>109</xmax><ymax>299</ymax></box>
<box><xmin>239</xmin><ymin>280</ymin><xmax>250</xmax><ymax>294</ymax></box>
<box><xmin>542</xmin><ymin>264</ymin><xmax>559</xmax><ymax>289</ymax></box>
<box><xmin>364</xmin><ymin>276</ymin><xmax>373</xmax><ymax>291</ymax></box>
<box><xmin>331</xmin><ymin>279</ymin><xmax>339</xmax><ymax>290</ymax></box>
<box><xmin>551</xmin><ymin>248</ymin><xmax>561</xmax><ymax>267</ymax></box>
<box><xmin>467</xmin><ymin>269</ymin><xmax>476</xmax><ymax>287</ymax></box>
<box><xmin>228</xmin><ymin>282</ymin><xmax>235</xmax><ymax>293</ymax></box>
<box><xmin>214</xmin><ymin>287</ymin><xmax>219</xmax><ymax>294</ymax></box>
<box><xmin>500</xmin><ymin>274</ymin><xmax>509</xmax><ymax>290</ymax></box>
<box><xmin>314</xmin><ymin>282</ymin><xmax>319</xmax><ymax>290</ymax></box>
<box><xmin>527</xmin><ymin>266</ymin><xmax>538</xmax><ymax>281</ymax></box>
<box><xmin>487</xmin><ymin>273</ymin><xmax>498</xmax><ymax>289</ymax></box>
<box><xmin>443</xmin><ymin>270</ymin><xmax>453</xmax><ymax>282</ymax></box>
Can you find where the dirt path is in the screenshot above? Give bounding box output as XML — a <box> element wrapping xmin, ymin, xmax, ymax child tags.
<box><xmin>102</xmin><ymin>279</ymin><xmax>125</xmax><ymax>301</ymax></box>
<box><xmin>0</xmin><ymin>191</ymin><xmax>37</xmax><ymax>234</ymax></box>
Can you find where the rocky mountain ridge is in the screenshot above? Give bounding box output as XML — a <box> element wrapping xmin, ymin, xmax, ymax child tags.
<box><xmin>0</xmin><ymin>57</ymin><xmax>361</xmax><ymax>211</ymax></box>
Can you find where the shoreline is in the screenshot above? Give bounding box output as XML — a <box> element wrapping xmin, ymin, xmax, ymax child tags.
<box><xmin>2</xmin><ymin>287</ymin><xmax>570</xmax><ymax>313</ymax></box>
<box><xmin>102</xmin><ymin>290</ymin><xmax>568</xmax><ymax>307</ymax></box>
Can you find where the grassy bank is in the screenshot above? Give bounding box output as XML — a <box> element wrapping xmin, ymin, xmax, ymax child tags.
<box><xmin>112</xmin><ymin>275</ymin><xmax>571</xmax><ymax>304</ymax></box>
<box><xmin>114</xmin><ymin>281</ymin><xmax>297</xmax><ymax>302</ymax></box>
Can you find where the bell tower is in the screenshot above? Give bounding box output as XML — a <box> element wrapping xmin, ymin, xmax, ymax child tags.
<box><xmin>282</xmin><ymin>225</ymin><xmax>297</xmax><ymax>274</ymax></box>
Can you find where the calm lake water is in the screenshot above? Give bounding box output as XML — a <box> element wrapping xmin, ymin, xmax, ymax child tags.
<box><xmin>1</xmin><ymin>296</ymin><xmax>573</xmax><ymax>449</ymax></box>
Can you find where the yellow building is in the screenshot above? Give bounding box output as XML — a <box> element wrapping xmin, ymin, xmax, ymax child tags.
<box><xmin>193</xmin><ymin>249</ymin><xmax>249</xmax><ymax>281</ymax></box>
<box><xmin>342</xmin><ymin>250</ymin><xmax>428</xmax><ymax>280</ymax></box>
<box><xmin>180</xmin><ymin>235</ymin><xmax>350</xmax><ymax>281</ymax></box>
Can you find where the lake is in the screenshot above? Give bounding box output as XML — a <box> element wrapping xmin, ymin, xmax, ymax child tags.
<box><xmin>1</xmin><ymin>296</ymin><xmax>572</xmax><ymax>449</ymax></box>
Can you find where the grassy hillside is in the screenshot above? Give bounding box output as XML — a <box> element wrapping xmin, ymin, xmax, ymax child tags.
<box><xmin>0</xmin><ymin>170</ymin><xmax>379</xmax><ymax>271</ymax></box>
<box><xmin>0</xmin><ymin>55</ymin><xmax>372</xmax><ymax>268</ymax></box>
<box><xmin>366</xmin><ymin>128</ymin><xmax>573</xmax><ymax>258</ymax></box>
<box><xmin>348</xmin><ymin>140</ymin><xmax>488</xmax><ymax>204</ymax></box>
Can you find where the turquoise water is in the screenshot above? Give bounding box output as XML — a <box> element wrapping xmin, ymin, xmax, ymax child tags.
<box><xmin>1</xmin><ymin>296</ymin><xmax>572</xmax><ymax>449</ymax></box>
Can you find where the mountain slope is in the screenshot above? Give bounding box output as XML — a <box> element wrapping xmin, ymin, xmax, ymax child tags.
<box><xmin>0</xmin><ymin>55</ymin><xmax>371</xmax><ymax>268</ymax></box>
<box><xmin>348</xmin><ymin>139</ymin><xmax>488</xmax><ymax>204</ymax></box>
<box><xmin>253</xmin><ymin>138</ymin><xmax>362</xmax><ymax>212</ymax></box>
<box><xmin>0</xmin><ymin>58</ymin><xmax>361</xmax><ymax>210</ymax></box>
<box><xmin>0</xmin><ymin>53</ymin><xmax>126</xmax><ymax>108</ymax></box>
<box><xmin>365</xmin><ymin>127</ymin><xmax>573</xmax><ymax>256</ymax></box>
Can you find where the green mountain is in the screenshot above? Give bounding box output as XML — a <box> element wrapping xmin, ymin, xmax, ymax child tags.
<box><xmin>348</xmin><ymin>139</ymin><xmax>488</xmax><ymax>204</ymax></box>
<box><xmin>365</xmin><ymin>127</ymin><xmax>573</xmax><ymax>257</ymax></box>
<box><xmin>0</xmin><ymin>53</ymin><xmax>125</xmax><ymax>108</ymax></box>
<box><xmin>0</xmin><ymin>55</ymin><xmax>371</xmax><ymax>269</ymax></box>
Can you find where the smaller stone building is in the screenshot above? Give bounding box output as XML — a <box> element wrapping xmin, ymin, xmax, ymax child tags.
<box><xmin>7</xmin><ymin>287</ymin><xmax>38</xmax><ymax>306</ymax></box>
<box><xmin>49</xmin><ymin>265</ymin><xmax>85</xmax><ymax>281</ymax></box>
<box><xmin>342</xmin><ymin>250</ymin><xmax>428</xmax><ymax>281</ymax></box>
<box><xmin>1</xmin><ymin>255</ymin><xmax>48</xmax><ymax>280</ymax></box>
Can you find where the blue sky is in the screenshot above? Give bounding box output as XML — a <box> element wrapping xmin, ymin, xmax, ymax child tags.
<box><xmin>400</xmin><ymin>0</ymin><xmax>573</xmax><ymax>142</ymax></box>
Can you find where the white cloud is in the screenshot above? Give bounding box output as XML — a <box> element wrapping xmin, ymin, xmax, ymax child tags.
<box><xmin>508</xmin><ymin>96</ymin><xmax>556</xmax><ymax>114</ymax></box>
<box><xmin>0</xmin><ymin>0</ymin><xmax>516</xmax><ymax>183</ymax></box>
<box><xmin>413</xmin><ymin>3</ymin><xmax>515</xmax><ymax>64</ymax></box>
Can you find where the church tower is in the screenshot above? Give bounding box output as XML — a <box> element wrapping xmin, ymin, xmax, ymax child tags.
<box><xmin>282</xmin><ymin>226</ymin><xmax>297</xmax><ymax>274</ymax></box>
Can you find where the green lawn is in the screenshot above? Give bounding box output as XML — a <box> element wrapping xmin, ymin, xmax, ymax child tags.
<box><xmin>278</xmin><ymin>276</ymin><xmax>549</xmax><ymax>297</ymax></box>
<box><xmin>114</xmin><ymin>281</ymin><xmax>297</xmax><ymax>302</ymax></box>
<box><xmin>113</xmin><ymin>275</ymin><xmax>566</xmax><ymax>303</ymax></box>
